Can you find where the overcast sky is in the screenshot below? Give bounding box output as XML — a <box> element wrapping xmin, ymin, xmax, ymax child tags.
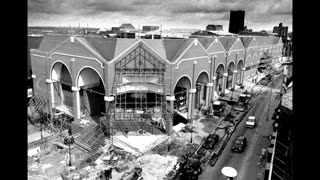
<box><xmin>28</xmin><ymin>0</ymin><xmax>292</xmax><ymax>32</ymax></box>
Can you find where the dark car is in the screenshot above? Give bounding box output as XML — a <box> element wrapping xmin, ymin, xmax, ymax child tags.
<box><xmin>231</xmin><ymin>136</ymin><xmax>247</xmax><ymax>152</ymax></box>
<box><xmin>212</xmin><ymin>101</ymin><xmax>226</xmax><ymax>117</ymax></box>
<box><xmin>202</xmin><ymin>134</ymin><xmax>219</xmax><ymax>149</ymax></box>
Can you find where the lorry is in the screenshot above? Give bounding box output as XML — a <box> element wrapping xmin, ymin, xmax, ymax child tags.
<box><xmin>233</xmin><ymin>94</ymin><xmax>251</xmax><ymax>112</ymax></box>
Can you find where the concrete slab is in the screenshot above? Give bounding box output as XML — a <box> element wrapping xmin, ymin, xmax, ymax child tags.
<box><xmin>113</xmin><ymin>134</ymin><xmax>169</xmax><ymax>155</ymax></box>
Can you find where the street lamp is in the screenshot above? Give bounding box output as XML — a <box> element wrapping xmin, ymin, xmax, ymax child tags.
<box><xmin>64</xmin><ymin>134</ymin><xmax>75</xmax><ymax>167</ymax></box>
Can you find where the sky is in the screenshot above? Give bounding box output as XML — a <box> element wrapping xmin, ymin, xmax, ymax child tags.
<box><xmin>28</xmin><ymin>0</ymin><xmax>292</xmax><ymax>32</ymax></box>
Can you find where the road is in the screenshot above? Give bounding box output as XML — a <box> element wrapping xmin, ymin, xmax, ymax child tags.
<box><xmin>199</xmin><ymin>74</ymin><xmax>284</xmax><ymax>180</ymax></box>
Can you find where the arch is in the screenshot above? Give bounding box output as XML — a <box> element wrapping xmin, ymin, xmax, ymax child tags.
<box><xmin>50</xmin><ymin>61</ymin><xmax>73</xmax><ymax>109</ymax></box>
<box><xmin>226</xmin><ymin>61</ymin><xmax>235</xmax><ymax>89</ymax></box>
<box><xmin>195</xmin><ymin>70</ymin><xmax>209</xmax><ymax>84</ymax></box>
<box><xmin>76</xmin><ymin>67</ymin><xmax>106</xmax><ymax>117</ymax></box>
<box><xmin>215</xmin><ymin>63</ymin><xmax>225</xmax><ymax>94</ymax></box>
<box><xmin>236</xmin><ymin>59</ymin><xmax>244</xmax><ymax>84</ymax></box>
<box><xmin>76</xmin><ymin>66</ymin><xmax>105</xmax><ymax>91</ymax></box>
<box><xmin>50</xmin><ymin>60</ymin><xmax>72</xmax><ymax>81</ymax></box>
<box><xmin>215</xmin><ymin>63</ymin><xmax>225</xmax><ymax>74</ymax></box>
<box><xmin>195</xmin><ymin>71</ymin><xmax>209</xmax><ymax>109</ymax></box>
<box><xmin>174</xmin><ymin>75</ymin><xmax>192</xmax><ymax>111</ymax></box>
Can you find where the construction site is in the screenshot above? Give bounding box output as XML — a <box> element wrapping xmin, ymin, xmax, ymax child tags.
<box><xmin>28</xmin><ymin>34</ymin><xmax>284</xmax><ymax>180</ymax></box>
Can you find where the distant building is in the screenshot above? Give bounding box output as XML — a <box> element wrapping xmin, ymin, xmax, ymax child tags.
<box><xmin>117</xmin><ymin>32</ymin><xmax>135</xmax><ymax>39</ymax></box>
<box><xmin>273</xmin><ymin>23</ymin><xmax>291</xmax><ymax>56</ymax></box>
<box><xmin>143</xmin><ymin>26</ymin><xmax>159</xmax><ymax>32</ymax></box>
<box><xmin>119</xmin><ymin>23</ymin><xmax>136</xmax><ymax>31</ymax></box>
<box><xmin>206</xmin><ymin>24</ymin><xmax>223</xmax><ymax>31</ymax></box>
<box><xmin>111</xmin><ymin>27</ymin><xmax>121</xmax><ymax>33</ymax></box>
<box><xmin>273</xmin><ymin>23</ymin><xmax>288</xmax><ymax>39</ymax></box>
<box><xmin>229</xmin><ymin>10</ymin><xmax>245</xmax><ymax>34</ymax></box>
<box><xmin>191</xmin><ymin>30</ymin><xmax>235</xmax><ymax>37</ymax></box>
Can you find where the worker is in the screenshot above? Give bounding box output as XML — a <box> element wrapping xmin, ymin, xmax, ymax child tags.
<box><xmin>124</xmin><ymin>128</ymin><xmax>129</xmax><ymax>138</ymax></box>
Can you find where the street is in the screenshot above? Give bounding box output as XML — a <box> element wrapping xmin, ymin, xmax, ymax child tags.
<box><xmin>199</xmin><ymin>74</ymin><xmax>284</xmax><ymax>180</ymax></box>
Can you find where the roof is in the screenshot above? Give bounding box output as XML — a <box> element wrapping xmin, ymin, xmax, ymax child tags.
<box><xmin>84</xmin><ymin>37</ymin><xmax>117</xmax><ymax>61</ymax></box>
<box><xmin>218</xmin><ymin>36</ymin><xmax>238</xmax><ymax>51</ymax></box>
<box><xmin>196</xmin><ymin>38</ymin><xmax>215</xmax><ymax>49</ymax></box>
<box><xmin>162</xmin><ymin>39</ymin><xmax>193</xmax><ymax>62</ymax></box>
<box><xmin>83</xmin><ymin>37</ymin><xmax>139</xmax><ymax>61</ymax></box>
<box><xmin>119</xmin><ymin>23</ymin><xmax>135</xmax><ymax>29</ymax></box>
<box><xmin>240</xmin><ymin>37</ymin><xmax>254</xmax><ymax>48</ymax></box>
<box><xmin>38</xmin><ymin>34</ymin><xmax>70</xmax><ymax>52</ymax></box>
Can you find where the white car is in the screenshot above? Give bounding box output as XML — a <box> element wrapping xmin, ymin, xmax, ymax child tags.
<box><xmin>246</xmin><ymin>116</ymin><xmax>256</xmax><ymax>128</ymax></box>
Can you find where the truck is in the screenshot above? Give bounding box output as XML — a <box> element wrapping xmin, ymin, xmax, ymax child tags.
<box><xmin>233</xmin><ymin>94</ymin><xmax>251</xmax><ymax>112</ymax></box>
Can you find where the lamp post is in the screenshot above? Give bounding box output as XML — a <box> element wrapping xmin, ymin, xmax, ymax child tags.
<box><xmin>64</xmin><ymin>135</ymin><xmax>75</xmax><ymax>167</ymax></box>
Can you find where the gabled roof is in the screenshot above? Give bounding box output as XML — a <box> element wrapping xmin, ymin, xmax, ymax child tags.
<box><xmin>38</xmin><ymin>34</ymin><xmax>70</xmax><ymax>52</ymax></box>
<box><xmin>196</xmin><ymin>38</ymin><xmax>215</xmax><ymax>49</ymax></box>
<box><xmin>83</xmin><ymin>37</ymin><xmax>139</xmax><ymax>61</ymax></box>
<box><xmin>171</xmin><ymin>39</ymin><xmax>195</xmax><ymax>61</ymax></box>
<box><xmin>218</xmin><ymin>36</ymin><xmax>238</xmax><ymax>51</ymax></box>
<box><xmin>142</xmin><ymin>39</ymin><xmax>167</xmax><ymax>59</ymax></box>
<box><xmin>162</xmin><ymin>39</ymin><xmax>193</xmax><ymax>62</ymax></box>
<box><xmin>240</xmin><ymin>37</ymin><xmax>254</xmax><ymax>48</ymax></box>
<box><xmin>84</xmin><ymin>37</ymin><xmax>117</xmax><ymax>61</ymax></box>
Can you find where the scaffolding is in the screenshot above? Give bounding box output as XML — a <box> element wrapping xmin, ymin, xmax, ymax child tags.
<box><xmin>104</xmin><ymin>44</ymin><xmax>170</xmax><ymax>135</ymax></box>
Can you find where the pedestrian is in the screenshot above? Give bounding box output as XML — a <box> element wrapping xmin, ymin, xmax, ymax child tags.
<box><xmin>109</xmin><ymin>167</ymin><xmax>113</xmax><ymax>179</ymax></box>
<box><xmin>124</xmin><ymin>128</ymin><xmax>129</xmax><ymax>137</ymax></box>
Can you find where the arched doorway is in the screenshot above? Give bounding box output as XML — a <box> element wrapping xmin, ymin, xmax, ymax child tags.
<box><xmin>226</xmin><ymin>62</ymin><xmax>235</xmax><ymax>90</ymax></box>
<box><xmin>174</xmin><ymin>76</ymin><xmax>191</xmax><ymax>112</ymax></box>
<box><xmin>215</xmin><ymin>64</ymin><xmax>224</xmax><ymax>95</ymax></box>
<box><xmin>195</xmin><ymin>72</ymin><xmax>209</xmax><ymax>109</ymax></box>
<box><xmin>51</xmin><ymin>62</ymin><xmax>73</xmax><ymax>110</ymax></box>
<box><xmin>236</xmin><ymin>60</ymin><xmax>244</xmax><ymax>85</ymax></box>
<box><xmin>77</xmin><ymin>68</ymin><xmax>105</xmax><ymax>119</ymax></box>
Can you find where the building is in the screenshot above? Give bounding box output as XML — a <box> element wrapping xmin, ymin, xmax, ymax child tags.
<box><xmin>29</xmin><ymin>35</ymin><xmax>283</xmax><ymax>136</ymax></box>
<box><xmin>266</xmin><ymin>83</ymin><xmax>293</xmax><ymax>180</ymax></box>
<box><xmin>273</xmin><ymin>23</ymin><xmax>288</xmax><ymax>39</ymax></box>
<box><xmin>143</xmin><ymin>26</ymin><xmax>159</xmax><ymax>32</ymax></box>
<box><xmin>206</xmin><ymin>25</ymin><xmax>223</xmax><ymax>31</ymax></box>
<box><xmin>28</xmin><ymin>34</ymin><xmax>43</xmax><ymax>99</ymax></box>
<box><xmin>119</xmin><ymin>23</ymin><xmax>136</xmax><ymax>31</ymax></box>
<box><xmin>190</xmin><ymin>30</ymin><xmax>235</xmax><ymax>37</ymax></box>
<box><xmin>229</xmin><ymin>10</ymin><xmax>245</xmax><ymax>34</ymax></box>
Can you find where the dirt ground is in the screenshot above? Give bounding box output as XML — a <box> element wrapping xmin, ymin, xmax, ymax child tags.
<box><xmin>28</xmin><ymin>146</ymin><xmax>88</xmax><ymax>180</ymax></box>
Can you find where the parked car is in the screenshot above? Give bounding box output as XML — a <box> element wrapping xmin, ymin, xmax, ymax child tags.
<box><xmin>231</xmin><ymin>136</ymin><xmax>247</xmax><ymax>152</ymax></box>
<box><xmin>245</xmin><ymin>116</ymin><xmax>256</xmax><ymax>128</ymax></box>
<box><xmin>202</xmin><ymin>134</ymin><xmax>219</xmax><ymax>149</ymax></box>
<box><xmin>212</xmin><ymin>101</ymin><xmax>226</xmax><ymax>117</ymax></box>
<box><xmin>233</xmin><ymin>94</ymin><xmax>251</xmax><ymax>112</ymax></box>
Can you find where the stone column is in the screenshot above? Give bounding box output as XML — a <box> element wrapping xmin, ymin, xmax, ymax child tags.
<box><xmin>222</xmin><ymin>73</ymin><xmax>228</xmax><ymax>95</ymax></box>
<box><xmin>104</xmin><ymin>96</ymin><xmax>114</xmax><ymax>137</ymax></box>
<box><xmin>187</xmin><ymin>88</ymin><xmax>196</xmax><ymax>124</ymax></box>
<box><xmin>46</xmin><ymin>79</ymin><xmax>55</xmax><ymax>108</ymax></box>
<box><xmin>232</xmin><ymin>70</ymin><xmax>237</xmax><ymax>89</ymax></box>
<box><xmin>212</xmin><ymin>76</ymin><xmax>217</xmax><ymax>101</ymax></box>
<box><xmin>240</xmin><ymin>67</ymin><xmax>245</xmax><ymax>86</ymax></box>
<box><xmin>205</xmin><ymin>83</ymin><xmax>213</xmax><ymax>109</ymax></box>
<box><xmin>200</xmin><ymin>84</ymin><xmax>205</xmax><ymax>102</ymax></box>
<box><xmin>72</xmin><ymin>86</ymin><xmax>81</xmax><ymax>120</ymax></box>
<box><xmin>165</xmin><ymin>95</ymin><xmax>175</xmax><ymax>134</ymax></box>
